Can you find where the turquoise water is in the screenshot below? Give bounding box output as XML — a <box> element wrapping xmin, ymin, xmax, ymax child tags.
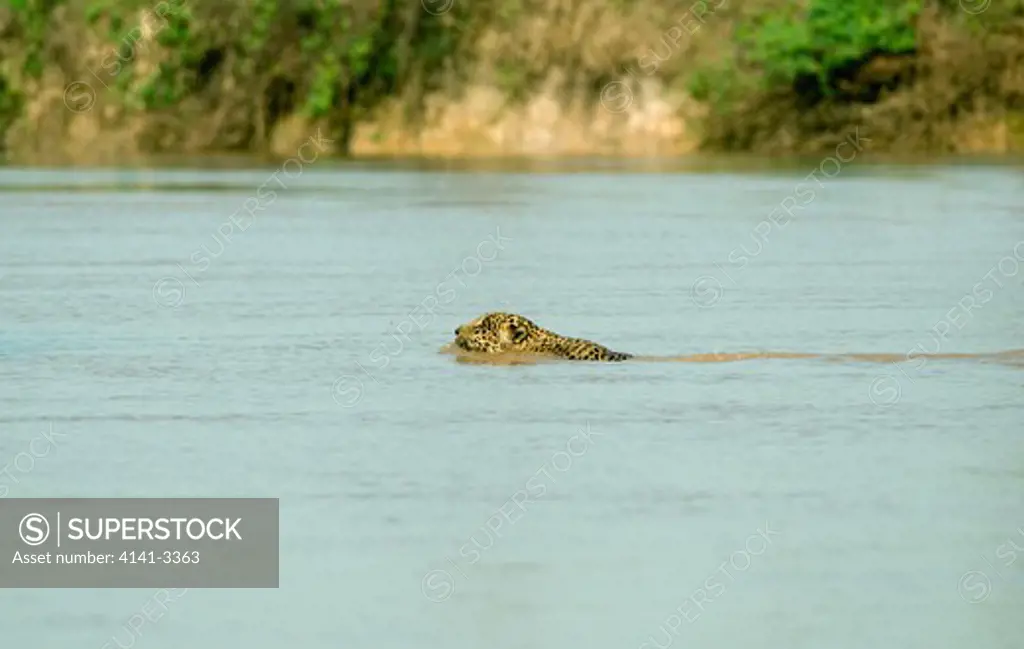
<box><xmin>1</xmin><ymin>160</ymin><xmax>1022</xmax><ymax>649</ymax></box>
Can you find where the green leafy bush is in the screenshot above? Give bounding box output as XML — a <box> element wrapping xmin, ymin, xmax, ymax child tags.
<box><xmin>690</xmin><ymin>0</ymin><xmax>922</xmax><ymax>110</ymax></box>
<box><xmin>737</xmin><ymin>0</ymin><xmax>921</xmax><ymax>93</ymax></box>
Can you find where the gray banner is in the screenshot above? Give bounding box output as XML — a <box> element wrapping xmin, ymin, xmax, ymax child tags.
<box><xmin>0</xmin><ymin>498</ymin><xmax>278</xmax><ymax>588</ymax></box>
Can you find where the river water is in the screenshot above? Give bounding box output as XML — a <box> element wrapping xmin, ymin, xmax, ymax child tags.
<box><xmin>1</xmin><ymin>158</ymin><xmax>1022</xmax><ymax>649</ymax></box>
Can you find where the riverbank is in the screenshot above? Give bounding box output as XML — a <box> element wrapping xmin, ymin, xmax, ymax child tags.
<box><xmin>1</xmin><ymin>0</ymin><xmax>1022</xmax><ymax>165</ymax></box>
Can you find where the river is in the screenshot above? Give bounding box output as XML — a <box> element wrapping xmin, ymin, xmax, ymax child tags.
<box><xmin>1</xmin><ymin>157</ymin><xmax>1022</xmax><ymax>649</ymax></box>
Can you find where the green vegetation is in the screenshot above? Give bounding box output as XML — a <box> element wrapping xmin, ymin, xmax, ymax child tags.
<box><xmin>688</xmin><ymin>0</ymin><xmax>922</xmax><ymax>110</ymax></box>
<box><xmin>688</xmin><ymin>0</ymin><xmax>1024</xmax><ymax>151</ymax></box>
<box><xmin>0</xmin><ymin>0</ymin><xmax>1021</xmax><ymax>157</ymax></box>
<box><xmin>741</xmin><ymin>0</ymin><xmax>920</xmax><ymax>93</ymax></box>
<box><xmin>0</xmin><ymin>0</ymin><xmax>465</xmax><ymax>152</ymax></box>
<box><xmin>0</xmin><ymin>76</ymin><xmax>24</xmax><ymax>147</ymax></box>
<box><xmin>8</xmin><ymin>0</ymin><xmax>67</xmax><ymax>79</ymax></box>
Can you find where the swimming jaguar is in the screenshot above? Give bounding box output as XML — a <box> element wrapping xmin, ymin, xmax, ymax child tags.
<box><xmin>451</xmin><ymin>312</ymin><xmax>633</xmax><ymax>362</ymax></box>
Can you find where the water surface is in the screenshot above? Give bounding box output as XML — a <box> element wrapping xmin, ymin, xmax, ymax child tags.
<box><xmin>1</xmin><ymin>160</ymin><xmax>1022</xmax><ymax>649</ymax></box>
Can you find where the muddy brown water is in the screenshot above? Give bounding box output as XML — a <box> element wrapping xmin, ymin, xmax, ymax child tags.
<box><xmin>440</xmin><ymin>342</ymin><xmax>1024</xmax><ymax>365</ymax></box>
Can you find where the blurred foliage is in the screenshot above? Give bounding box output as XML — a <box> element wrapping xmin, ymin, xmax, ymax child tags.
<box><xmin>0</xmin><ymin>0</ymin><xmax>465</xmax><ymax>148</ymax></box>
<box><xmin>9</xmin><ymin>0</ymin><xmax>67</xmax><ymax>79</ymax></box>
<box><xmin>0</xmin><ymin>0</ymin><xmax>1022</xmax><ymax>154</ymax></box>
<box><xmin>741</xmin><ymin>0</ymin><xmax>921</xmax><ymax>92</ymax></box>
<box><xmin>0</xmin><ymin>75</ymin><xmax>24</xmax><ymax>146</ymax></box>
<box><xmin>688</xmin><ymin>0</ymin><xmax>923</xmax><ymax>111</ymax></box>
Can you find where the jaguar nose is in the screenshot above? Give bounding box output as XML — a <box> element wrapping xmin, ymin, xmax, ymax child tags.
<box><xmin>454</xmin><ymin>327</ymin><xmax>460</xmax><ymax>336</ymax></box>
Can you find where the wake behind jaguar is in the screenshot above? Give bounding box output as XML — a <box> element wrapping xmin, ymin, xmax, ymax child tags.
<box><xmin>447</xmin><ymin>312</ymin><xmax>1024</xmax><ymax>367</ymax></box>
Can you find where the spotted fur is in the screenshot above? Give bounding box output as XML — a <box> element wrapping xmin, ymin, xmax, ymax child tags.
<box><xmin>452</xmin><ymin>312</ymin><xmax>633</xmax><ymax>362</ymax></box>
